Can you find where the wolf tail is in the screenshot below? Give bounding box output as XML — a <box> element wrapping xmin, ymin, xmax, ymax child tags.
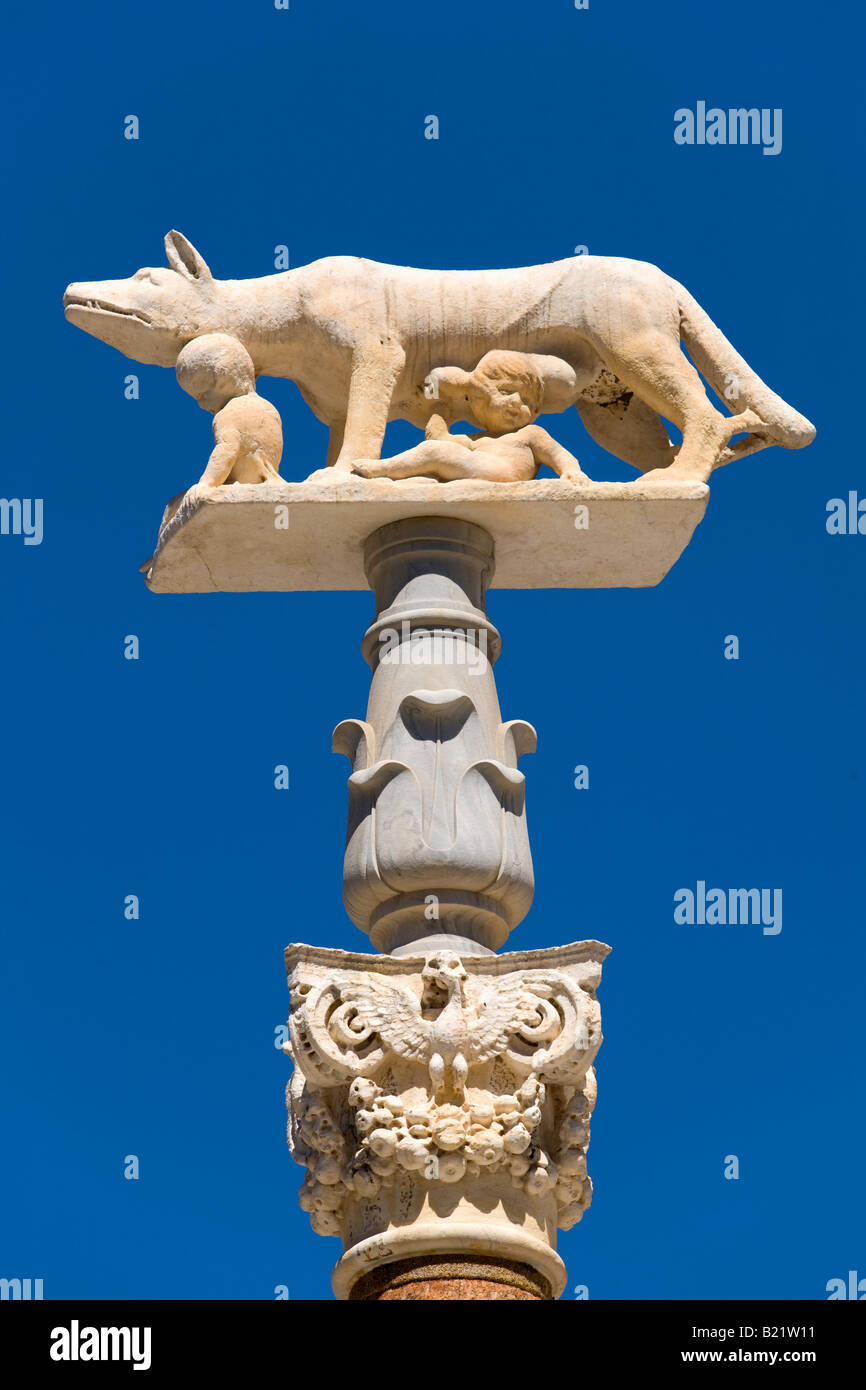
<box><xmin>669</xmin><ymin>277</ymin><xmax>816</xmax><ymax>449</ymax></box>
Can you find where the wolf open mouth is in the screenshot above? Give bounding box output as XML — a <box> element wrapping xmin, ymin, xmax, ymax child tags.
<box><xmin>63</xmin><ymin>294</ymin><xmax>153</xmax><ymax>325</ymax></box>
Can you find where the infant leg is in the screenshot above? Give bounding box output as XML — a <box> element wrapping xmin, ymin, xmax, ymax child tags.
<box><xmin>354</xmin><ymin>439</ymin><xmax>536</xmax><ymax>482</ymax></box>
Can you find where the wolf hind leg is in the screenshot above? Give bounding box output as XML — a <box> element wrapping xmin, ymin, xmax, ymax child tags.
<box><xmin>714</xmin><ymin>413</ymin><xmax>789</xmax><ymax>468</ymax></box>
<box><xmin>596</xmin><ymin>333</ymin><xmax>747</xmax><ymax>483</ymax></box>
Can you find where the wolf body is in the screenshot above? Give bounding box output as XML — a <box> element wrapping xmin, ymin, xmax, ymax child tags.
<box><xmin>64</xmin><ymin>231</ymin><xmax>814</xmax><ymax>478</ymax></box>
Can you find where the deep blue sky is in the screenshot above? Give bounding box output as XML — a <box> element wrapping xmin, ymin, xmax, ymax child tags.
<box><xmin>1</xmin><ymin>0</ymin><xmax>862</xmax><ymax>1300</ymax></box>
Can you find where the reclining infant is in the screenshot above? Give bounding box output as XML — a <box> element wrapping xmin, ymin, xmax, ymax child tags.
<box><xmin>352</xmin><ymin>350</ymin><xmax>589</xmax><ymax>484</ymax></box>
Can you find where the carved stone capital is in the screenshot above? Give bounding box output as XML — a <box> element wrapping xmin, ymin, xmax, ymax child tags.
<box><xmin>283</xmin><ymin>940</ymin><xmax>608</xmax><ymax>1299</ymax></box>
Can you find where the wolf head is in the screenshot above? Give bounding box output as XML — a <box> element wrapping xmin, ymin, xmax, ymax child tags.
<box><xmin>63</xmin><ymin>231</ymin><xmax>224</xmax><ymax>367</ymax></box>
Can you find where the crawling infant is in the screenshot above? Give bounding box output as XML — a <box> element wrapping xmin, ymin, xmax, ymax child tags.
<box><xmin>176</xmin><ymin>333</ymin><xmax>283</xmax><ymax>487</ymax></box>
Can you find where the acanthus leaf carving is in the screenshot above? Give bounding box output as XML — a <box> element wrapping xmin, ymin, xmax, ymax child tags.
<box><xmin>284</xmin><ymin>943</ymin><xmax>607</xmax><ymax>1238</ymax></box>
<box><xmin>336</xmin><ymin>690</ymin><xmax>535</xmax><ymax>935</ymax></box>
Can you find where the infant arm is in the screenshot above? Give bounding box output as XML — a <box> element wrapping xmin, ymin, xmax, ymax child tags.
<box><xmin>424</xmin><ymin>413</ymin><xmax>476</xmax><ymax>450</ymax></box>
<box><xmin>514</xmin><ymin>424</ymin><xmax>588</xmax><ymax>480</ymax></box>
<box><xmin>198</xmin><ymin>415</ymin><xmax>243</xmax><ymax>487</ymax></box>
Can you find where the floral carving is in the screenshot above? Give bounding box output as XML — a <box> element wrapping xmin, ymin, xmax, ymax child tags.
<box><xmin>284</xmin><ymin>943</ymin><xmax>606</xmax><ymax>1238</ymax></box>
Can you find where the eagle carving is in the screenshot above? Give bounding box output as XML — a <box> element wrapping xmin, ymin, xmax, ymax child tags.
<box><xmin>288</xmin><ymin>950</ymin><xmax>600</xmax><ymax>1097</ymax></box>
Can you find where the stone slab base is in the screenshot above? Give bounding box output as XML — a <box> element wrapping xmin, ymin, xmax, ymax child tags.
<box><xmin>142</xmin><ymin>473</ymin><xmax>708</xmax><ymax>593</ymax></box>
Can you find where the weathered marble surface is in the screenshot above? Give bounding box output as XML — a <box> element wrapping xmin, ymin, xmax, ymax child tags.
<box><xmin>336</xmin><ymin>517</ymin><xmax>534</xmax><ymax>953</ymax></box>
<box><xmin>141</xmin><ymin>474</ymin><xmax>709</xmax><ymax>593</ymax></box>
<box><xmin>283</xmin><ymin>940</ymin><xmax>608</xmax><ymax>1300</ymax></box>
<box><xmin>65</xmin><ymin>232</ymin><xmax>815</xmax><ymax>481</ymax></box>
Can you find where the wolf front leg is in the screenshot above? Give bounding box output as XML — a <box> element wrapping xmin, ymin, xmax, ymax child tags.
<box><xmin>333</xmin><ymin>343</ymin><xmax>406</xmax><ymax>470</ymax></box>
<box><xmin>325</xmin><ymin>420</ymin><xmax>345</xmax><ymax>468</ymax></box>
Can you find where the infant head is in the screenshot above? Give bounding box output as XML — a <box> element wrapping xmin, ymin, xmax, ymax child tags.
<box><xmin>176</xmin><ymin>333</ymin><xmax>256</xmax><ymax>413</ymax></box>
<box><xmin>470</xmin><ymin>351</ymin><xmax>543</xmax><ymax>431</ymax></box>
<box><xmin>424</xmin><ymin>350</ymin><xmax>543</xmax><ymax>433</ymax></box>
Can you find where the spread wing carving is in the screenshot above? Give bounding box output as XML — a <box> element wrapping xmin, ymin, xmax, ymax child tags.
<box><xmin>468</xmin><ymin>974</ymin><xmax>546</xmax><ymax>1062</ymax></box>
<box><xmin>338</xmin><ymin>975</ymin><xmax>431</xmax><ymax>1062</ymax></box>
<box><xmin>468</xmin><ymin>970</ymin><xmax>597</xmax><ymax>1080</ymax></box>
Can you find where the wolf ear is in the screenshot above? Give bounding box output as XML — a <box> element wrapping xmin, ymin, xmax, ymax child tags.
<box><xmin>164</xmin><ymin>230</ymin><xmax>212</xmax><ymax>281</ymax></box>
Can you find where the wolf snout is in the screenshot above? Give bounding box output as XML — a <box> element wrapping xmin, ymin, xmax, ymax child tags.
<box><xmin>63</xmin><ymin>283</ymin><xmax>94</xmax><ymax>315</ymax></box>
